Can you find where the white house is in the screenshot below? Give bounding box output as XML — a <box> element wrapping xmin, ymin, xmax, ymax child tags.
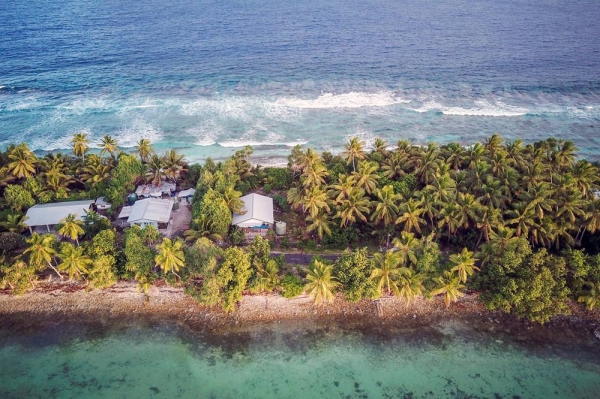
<box><xmin>24</xmin><ymin>200</ymin><xmax>95</xmax><ymax>233</ymax></box>
<box><xmin>118</xmin><ymin>198</ymin><xmax>173</xmax><ymax>229</ymax></box>
<box><xmin>232</xmin><ymin>193</ymin><xmax>274</xmax><ymax>238</ymax></box>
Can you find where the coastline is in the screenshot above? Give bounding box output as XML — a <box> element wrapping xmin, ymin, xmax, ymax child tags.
<box><xmin>2</xmin><ymin>282</ymin><xmax>600</xmax><ymax>345</ymax></box>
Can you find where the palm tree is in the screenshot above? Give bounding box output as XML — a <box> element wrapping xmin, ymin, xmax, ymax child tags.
<box><xmin>306</xmin><ymin>212</ymin><xmax>332</xmax><ymax>241</ymax></box>
<box><xmin>163</xmin><ymin>149</ymin><xmax>188</xmax><ymax>182</ymax></box>
<box><xmin>301</xmin><ymin>162</ymin><xmax>328</xmax><ymax>188</ymax></box>
<box><xmin>373</xmin><ymin>138</ymin><xmax>388</xmax><ymax>157</ymax></box>
<box><xmin>0</xmin><ymin>213</ymin><xmax>29</xmax><ymax>233</ymax></box>
<box><xmin>370</xmin><ymin>185</ymin><xmax>400</xmax><ymax>226</ymax></box>
<box><xmin>136</xmin><ymin>138</ymin><xmax>153</xmax><ymax>163</ymax></box>
<box><xmin>395</xmin><ymin>198</ymin><xmax>426</xmax><ymax>234</ymax></box>
<box><xmin>80</xmin><ymin>155</ymin><xmax>112</xmax><ymax>187</ymax></box>
<box><xmin>352</xmin><ymin>160</ymin><xmax>379</xmax><ymax>194</ymax></box>
<box><xmin>328</xmin><ymin>173</ymin><xmax>355</xmax><ymax>203</ymax></box>
<box><xmin>437</xmin><ymin>202</ymin><xmax>461</xmax><ymax>238</ymax></box>
<box><xmin>99</xmin><ymin>135</ymin><xmax>120</xmax><ymax>161</ymax></box>
<box><xmin>57</xmin><ymin>243</ymin><xmax>92</xmax><ymax>281</ymax></box>
<box><xmin>578</xmin><ymin>282</ymin><xmax>600</xmax><ymax>310</ymax></box>
<box><xmin>506</xmin><ymin>201</ymin><xmax>536</xmax><ymax>238</ymax></box>
<box><xmin>43</xmin><ymin>174</ymin><xmax>74</xmax><ymax>199</ymax></box>
<box><xmin>253</xmin><ymin>259</ymin><xmax>281</xmax><ymax>294</ymax></box>
<box><xmin>71</xmin><ymin>132</ymin><xmax>90</xmax><ymax>160</ymax></box>
<box><xmin>23</xmin><ymin>233</ymin><xmax>62</xmax><ymax>279</ymax></box>
<box><xmin>336</xmin><ymin>188</ymin><xmax>370</xmax><ymax>227</ymax></box>
<box><xmin>222</xmin><ymin>186</ymin><xmax>245</xmax><ymax>214</ymax></box>
<box><xmin>370</xmin><ymin>250</ymin><xmax>408</xmax><ymax>296</ymax></box>
<box><xmin>301</xmin><ymin>186</ymin><xmax>330</xmax><ymax>218</ymax></box>
<box><xmin>431</xmin><ymin>271</ymin><xmax>465</xmax><ymax>308</ymax></box>
<box><xmin>382</xmin><ymin>152</ymin><xmax>411</xmax><ymax>179</ymax></box>
<box><xmin>449</xmin><ymin>248</ymin><xmax>479</xmax><ymax>283</ymax></box>
<box><xmin>342</xmin><ymin>137</ymin><xmax>366</xmax><ymax>172</ymax></box>
<box><xmin>305</xmin><ymin>260</ymin><xmax>340</xmax><ymax>305</ymax></box>
<box><xmin>184</xmin><ymin>217</ymin><xmax>223</xmax><ymax>242</ymax></box>
<box><xmin>58</xmin><ymin>214</ymin><xmax>85</xmax><ymax>245</ymax></box>
<box><xmin>396</xmin><ymin>271</ymin><xmax>424</xmax><ymax>306</ymax></box>
<box><xmin>6</xmin><ymin>143</ymin><xmax>38</xmax><ymax>179</ymax></box>
<box><xmin>146</xmin><ymin>154</ymin><xmax>164</xmax><ymax>186</ymax></box>
<box><xmin>392</xmin><ymin>232</ymin><xmax>421</xmax><ymax>266</ymax></box>
<box><xmin>155</xmin><ymin>238</ymin><xmax>186</xmax><ymax>277</ymax></box>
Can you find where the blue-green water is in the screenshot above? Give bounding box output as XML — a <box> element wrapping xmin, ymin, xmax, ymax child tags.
<box><xmin>1</xmin><ymin>317</ymin><xmax>599</xmax><ymax>398</ymax></box>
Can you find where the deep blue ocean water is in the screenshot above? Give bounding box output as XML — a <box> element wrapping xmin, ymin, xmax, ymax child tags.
<box><xmin>1</xmin><ymin>0</ymin><xmax>600</xmax><ymax>163</ymax></box>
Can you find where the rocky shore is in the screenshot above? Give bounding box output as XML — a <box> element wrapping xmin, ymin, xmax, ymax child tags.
<box><xmin>1</xmin><ymin>281</ymin><xmax>600</xmax><ymax>346</ymax></box>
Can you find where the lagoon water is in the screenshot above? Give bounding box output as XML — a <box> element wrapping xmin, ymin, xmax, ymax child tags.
<box><xmin>1</xmin><ymin>0</ymin><xmax>600</xmax><ymax>162</ymax></box>
<box><xmin>0</xmin><ymin>318</ymin><xmax>599</xmax><ymax>399</ymax></box>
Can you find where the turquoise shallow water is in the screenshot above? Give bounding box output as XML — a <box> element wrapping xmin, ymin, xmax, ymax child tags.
<box><xmin>0</xmin><ymin>318</ymin><xmax>599</xmax><ymax>399</ymax></box>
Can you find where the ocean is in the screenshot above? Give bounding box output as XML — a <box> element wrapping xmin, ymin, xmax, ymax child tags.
<box><xmin>1</xmin><ymin>316</ymin><xmax>599</xmax><ymax>399</ymax></box>
<box><xmin>1</xmin><ymin>0</ymin><xmax>599</xmax><ymax>163</ymax></box>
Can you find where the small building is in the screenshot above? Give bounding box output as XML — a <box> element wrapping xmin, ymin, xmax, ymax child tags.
<box><xmin>232</xmin><ymin>193</ymin><xmax>274</xmax><ymax>239</ymax></box>
<box><xmin>135</xmin><ymin>182</ymin><xmax>176</xmax><ymax>198</ymax></box>
<box><xmin>177</xmin><ymin>188</ymin><xmax>196</xmax><ymax>203</ymax></box>
<box><xmin>118</xmin><ymin>198</ymin><xmax>173</xmax><ymax>229</ymax></box>
<box><xmin>24</xmin><ymin>200</ymin><xmax>94</xmax><ymax>233</ymax></box>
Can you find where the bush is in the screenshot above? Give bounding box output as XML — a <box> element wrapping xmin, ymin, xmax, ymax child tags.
<box><xmin>0</xmin><ymin>232</ymin><xmax>26</xmax><ymax>252</ymax></box>
<box><xmin>263</xmin><ymin>184</ymin><xmax>272</xmax><ymax>194</ymax></box>
<box><xmin>281</xmin><ymin>274</ymin><xmax>303</xmax><ymax>298</ymax></box>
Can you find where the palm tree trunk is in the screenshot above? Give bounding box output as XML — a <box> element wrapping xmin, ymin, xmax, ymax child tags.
<box><xmin>47</xmin><ymin>261</ymin><xmax>63</xmax><ymax>280</ymax></box>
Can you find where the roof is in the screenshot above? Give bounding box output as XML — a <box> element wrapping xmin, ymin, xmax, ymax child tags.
<box><xmin>232</xmin><ymin>193</ymin><xmax>274</xmax><ymax>227</ymax></box>
<box><xmin>178</xmin><ymin>188</ymin><xmax>196</xmax><ymax>198</ymax></box>
<box><xmin>127</xmin><ymin>198</ymin><xmax>173</xmax><ymax>223</ymax></box>
<box><xmin>24</xmin><ymin>200</ymin><xmax>94</xmax><ymax>227</ymax></box>
<box><xmin>135</xmin><ymin>182</ymin><xmax>176</xmax><ymax>197</ymax></box>
<box><xmin>117</xmin><ymin>206</ymin><xmax>133</xmax><ymax>219</ymax></box>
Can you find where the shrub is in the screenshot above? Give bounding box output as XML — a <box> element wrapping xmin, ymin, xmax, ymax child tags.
<box><xmin>281</xmin><ymin>274</ymin><xmax>303</xmax><ymax>298</ymax></box>
<box><xmin>0</xmin><ymin>232</ymin><xmax>26</xmax><ymax>252</ymax></box>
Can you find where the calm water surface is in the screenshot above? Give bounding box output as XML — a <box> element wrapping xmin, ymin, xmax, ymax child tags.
<box><xmin>0</xmin><ymin>318</ymin><xmax>599</xmax><ymax>398</ymax></box>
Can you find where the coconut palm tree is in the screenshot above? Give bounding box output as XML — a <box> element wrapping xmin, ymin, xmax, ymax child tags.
<box><xmin>301</xmin><ymin>186</ymin><xmax>330</xmax><ymax>218</ymax></box>
<box><xmin>136</xmin><ymin>138</ymin><xmax>153</xmax><ymax>163</ymax></box>
<box><xmin>99</xmin><ymin>135</ymin><xmax>120</xmax><ymax>161</ymax></box>
<box><xmin>342</xmin><ymin>137</ymin><xmax>366</xmax><ymax>172</ymax></box>
<box><xmin>301</xmin><ymin>162</ymin><xmax>328</xmax><ymax>188</ymax></box>
<box><xmin>381</xmin><ymin>152</ymin><xmax>411</xmax><ymax>179</ymax></box>
<box><xmin>328</xmin><ymin>173</ymin><xmax>355</xmax><ymax>203</ymax></box>
<box><xmin>146</xmin><ymin>154</ymin><xmax>164</xmax><ymax>186</ymax></box>
<box><xmin>431</xmin><ymin>271</ymin><xmax>465</xmax><ymax>308</ymax></box>
<box><xmin>6</xmin><ymin>143</ymin><xmax>38</xmax><ymax>179</ymax></box>
<box><xmin>395</xmin><ymin>198</ymin><xmax>426</xmax><ymax>234</ymax></box>
<box><xmin>163</xmin><ymin>149</ymin><xmax>187</xmax><ymax>182</ymax></box>
<box><xmin>57</xmin><ymin>243</ymin><xmax>92</xmax><ymax>281</ymax></box>
<box><xmin>370</xmin><ymin>250</ymin><xmax>408</xmax><ymax>296</ymax></box>
<box><xmin>71</xmin><ymin>132</ymin><xmax>90</xmax><ymax>160</ymax></box>
<box><xmin>449</xmin><ymin>248</ymin><xmax>479</xmax><ymax>283</ymax></box>
<box><xmin>80</xmin><ymin>155</ymin><xmax>112</xmax><ymax>187</ymax></box>
<box><xmin>336</xmin><ymin>187</ymin><xmax>370</xmax><ymax>227</ymax></box>
<box><xmin>253</xmin><ymin>259</ymin><xmax>281</xmax><ymax>294</ymax></box>
<box><xmin>58</xmin><ymin>214</ymin><xmax>85</xmax><ymax>245</ymax></box>
<box><xmin>437</xmin><ymin>202</ymin><xmax>461</xmax><ymax>238</ymax></box>
<box><xmin>392</xmin><ymin>232</ymin><xmax>421</xmax><ymax>266</ymax></box>
<box><xmin>396</xmin><ymin>271</ymin><xmax>424</xmax><ymax>306</ymax></box>
<box><xmin>305</xmin><ymin>260</ymin><xmax>340</xmax><ymax>305</ymax></box>
<box><xmin>222</xmin><ymin>186</ymin><xmax>245</xmax><ymax>214</ymax></box>
<box><xmin>23</xmin><ymin>233</ymin><xmax>62</xmax><ymax>279</ymax></box>
<box><xmin>370</xmin><ymin>185</ymin><xmax>400</xmax><ymax>226</ymax></box>
<box><xmin>0</xmin><ymin>213</ymin><xmax>29</xmax><ymax>233</ymax></box>
<box><xmin>306</xmin><ymin>212</ymin><xmax>332</xmax><ymax>241</ymax></box>
<box><xmin>155</xmin><ymin>238</ymin><xmax>186</xmax><ymax>277</ymax></box>
<box><xmin>352</xmin><ymin>160</ymin><xmax>380</xmax><ymax>194</ymax></box>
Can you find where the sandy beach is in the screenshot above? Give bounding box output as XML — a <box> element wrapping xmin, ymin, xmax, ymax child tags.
<box><xmin>2</xmin><ymin>281</ymin><xmax>599</xmax><ymax>344</ymax></box>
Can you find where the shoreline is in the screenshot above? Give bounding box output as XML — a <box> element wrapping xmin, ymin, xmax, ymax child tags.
<box><xmin>2</xmin><ymin>282</ymin><xmax>600</xmax><ymax>345</ymax></box>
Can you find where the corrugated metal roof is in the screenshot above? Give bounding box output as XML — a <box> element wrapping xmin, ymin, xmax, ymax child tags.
<box><xmin>127</xmin><ymin>198</ymin><xmax>173</xmax><ymax>223</ymax></box>
<box><xmin>24</xmin><ymin>200</ymin><xmax>94</xmax><ymax>227</ymax></box>
<box><xmin>232</xmin><ymin>193</ymin><xmax>274</xmax><ymax>227</ymax></box>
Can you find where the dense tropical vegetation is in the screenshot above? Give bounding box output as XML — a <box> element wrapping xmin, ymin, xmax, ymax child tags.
<box><xmin>1</xmin><ymin>133</ymin><xmax>600</xmax><ymax>323</ymax></box>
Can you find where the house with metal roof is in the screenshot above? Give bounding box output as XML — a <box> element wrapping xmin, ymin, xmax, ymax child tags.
<box><xmin>24</xmin><ymin>200</ymin><xmax>95</xmax><ymax>233</ymax></box>
<box><xmin>232</xmin><ymin>193</ymin><xmax>274</xmax><ymax>239</ymax></box>
<box><xmin>118</xmin><ymin>198</ymin><xmax>173</xmax><ymax>229</ymax></box>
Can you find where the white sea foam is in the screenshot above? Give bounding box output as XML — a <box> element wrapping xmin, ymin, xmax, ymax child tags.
<box><xmin>276</xmin><ymin>91</ymin><xmax>409</xmax><ymax>109</ymax></box>
<box><xmin>113</xmin><ymin>119</ymin><xmax>164</xmax><ymax>148</ymax></box>
<box><xmin>411</xmin><ymin>100</ymin><xmax>528</xmax><ymax>116</ymax></box>
<box><xmin>218</xmin><ymin>140</ymin><xmax>308</xmax><ymax>148</ymax></box>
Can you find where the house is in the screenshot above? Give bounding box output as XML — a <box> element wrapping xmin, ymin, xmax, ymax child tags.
<box><xmin>135</xmin><ymin>182</ymin><xmax>176</xmax><ymax>198</ymax></box>
<box><xmin>118</xmin><ymin>198</ymin><xmax>173</xmax><ymax>229</ymax></box>
<box><xmin>177</xmin><ymin>188</ymin><xmax>196</xmax><ymax>203</ymax></box>
<box><xmin>24</xmin><ymin>200</ymin><xmax>95</xmax><ymax>233</ymax></box>
<box><xmin>232</xmin><ymin>193</ymin><xmax>274</xmax><ymax>239</ymax></box>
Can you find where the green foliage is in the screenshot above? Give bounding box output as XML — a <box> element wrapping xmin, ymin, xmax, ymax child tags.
<box><xmin>305</xmin><ymin>259</ymin><xmax>340</xmax><ymax>304</ymax></box>
<box><xmin>192</xmin><ymin>189</ymin><xmax>232</xmax><ymax>238</ymax></box>
<box><xmin>262</xmin><ymin>167</ymin><xmax>292</xmax><ymax>190</ymax></box>
<box><xmin>0</xmin><ymin>232</ymin><xmax>26</xmax><ymax>253</ymax></box>
<box><xmin>89</xmin><ymin>229</ymin><xmax>117</xmax><ymax>258</ymax></box>
<box><xmin>478</xmin><ymin>238</ymin><xmax>570</xmax><ymax>324</ymax></box>
<box><xmin>321</xmin><ymin>226</ymin><xmax>360</xmax><ymax>249</ymax></box>
<box><xmin>4</xmin><ymin>184</ymin><xmax>35</xmax><ymax>211</ymax></box>
<box><xmin>87</xmin><ymin>255</ymin><xmax>118</xmax><ymax>290</ymax></box>
<box><xmin>0</xmin><ymin>258</ymin><xmax>37</xmax><ymax>295</ymax></box>
<box><xmin>248</xmin><ymin>235</ymin><xmax>272</xmax><ymax>270</ymax></box>
<box><xmin>217</xmin><ymin>247</ymin><xmax>252</xmax><ymax>312</ymax></box>
<box><xmin>281</xmin><ymin>274</ymin><xmax>303</xmax><ymax>298</ymax></box>
<box><xmin>272</xmin><ymin>194</ymin><xmax>289</xmax><ymax>211</ymax></box>
<box><xmin>124</xmin><ymin>226</ymin><xmax>156</xmax><ymax>277</ymax></box>
<box><xmin>228</xmin><ymin>226</ymin><xmax>246</xmax><ymax>246</ymax></box>
<box><xmin>334</xmin><ymin>247</ymin><xmax>378</xmax><ymax>302</ymax></box>
<box><xmin>103</xmin><ymin>154</ymin><xmax>145</xmax><ymax>207</ymax></box>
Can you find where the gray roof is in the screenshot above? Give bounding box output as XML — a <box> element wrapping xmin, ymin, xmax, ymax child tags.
<box><xmin>127</xmin><ymin>198</ymin><xmax>173</xmax><ymax>223</ymax></box>
<box><xmin>232</xmin><ymin>193</ymin><xmax>274</xmax><ymax>227</ymax></box>
<box><xmin>24</xmin><ymin>200</ymin><xmax>94</xmax><ymax>227</ymax></box>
